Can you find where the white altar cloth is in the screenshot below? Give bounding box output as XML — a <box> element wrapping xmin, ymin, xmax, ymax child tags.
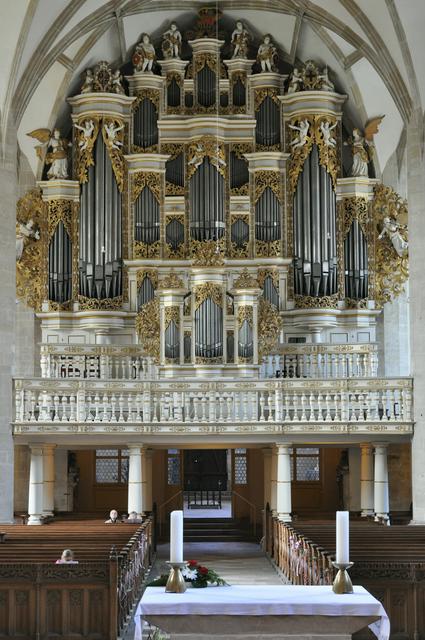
<box><xmin>134</xmin><ymin>585</ymin><xmax>389</xmax><ymax>640</ymax></box>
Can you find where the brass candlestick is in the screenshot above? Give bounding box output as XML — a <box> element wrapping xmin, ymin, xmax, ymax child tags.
<box><xmin>332</xmin><ymin>561</ymin><xmax>354</xmax><ymax>594</ymax></box>
<box><xmin>165</xmin><ymin>561</ymin><xmax>187</xmax><ymax>593</ymax></box>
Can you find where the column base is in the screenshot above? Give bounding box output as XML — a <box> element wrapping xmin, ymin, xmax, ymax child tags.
<box><xmin>277</xmin><ymin>513</ymin><xmax>292</xmax><ymax>522</ymax></box>
<box><xmin>27</xmin><ymin>515</ymin><xmax>43</xmax><ymax>525</ymax></box>
<box><xmin>374</xmin><ymin>513</ymin><xmax>390</xmax><ymax>525</ymax></box>
<box><xmin>360</xmin><ymin>509</ymin><xmax>374</xmax><ymax>517</ymax></box>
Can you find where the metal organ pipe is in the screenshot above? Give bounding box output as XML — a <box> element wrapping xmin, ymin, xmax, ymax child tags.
<box><xmin>134</xmin><ymin>98</ymin><xmax>158</xmax><ymax>149</ymax></box>
<box><xmin>48</xmin><ymin>221</ymin><xmax>72</xmax><ymax>303</ymax></box>
<box><xmin>189</xmin><ymin>157</ymin><xmax>225</xmax><ymax>241</ymax></box>
<box><xmin>344</xmin><ymin>220</ymin><xmax>368</xmax><ymax>299</ymax></box>
<box><xmin>256</xmin><ymin>96</ymin><xmax>280</xmax><ymax>147</ymax></box>
<box><xmin>195</xmin><ymin>298</ymin><xmax>223</xmax><ymax>359</ymax></box>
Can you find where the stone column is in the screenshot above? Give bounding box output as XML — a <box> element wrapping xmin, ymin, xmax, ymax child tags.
<box><xmin>408</xmin><ymin>109</ymin><xmax>425</xmax><ymax>523</ymax></box>
<box><xmin>128</xmin><ymin>446</ymin><xmax>144</xmax><ymax>517</ymax></box>
<box><xmin>143</xmin><ymin>448</ymin><xmax>153</xmax><ymax>513</ymax></box>
<box><xmin>28</xmin><ymin>446</ymin><xmax>44</xmax><ymax>525</ymax></box>
<box><xmin>276</xmin><ymin>444</ymin><xmax>292</xmax><ymax>522</ymax></box>
<box><xmin>42</xmin><ymin>444</ymin><xmax>56</xmax><ymax>517</ymax></box>
<box><xmin>263</xmin><ymin>448</ymin><xmax>272</xmax><ymax>509</ymax></box>
<box><xmin>360</xmin><ymin>444</ymin><xmax>374</xmax><ymax>517</ymax></box>
<box><xmin>374</xmin><ymin>444</ymin><xmax>390</xmax><ymax>524</ymax></box>
<box><xmin>270</xmin><ymin>447</ymin><xmax>277</xmax><ymax>514</ymax></box>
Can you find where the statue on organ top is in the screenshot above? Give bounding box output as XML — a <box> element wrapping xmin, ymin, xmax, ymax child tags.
<box><xmin>257</xmin><ymin>35</ymin><xmax>278</xmax><ymax>72</ymax></box>
<box><xmin>133</xmin><ymin>34</ymin><xmax>156</xmax><ymax>72</ymax></box>
<box><xmin>231</xmin><ymin>21</ymin><xmax>250</xmax><ymax>58</ymax></box>
<box><xmin>162</xmin><ymin>22</ymin><xmax>182</xmax><ymax>59</ymax></box>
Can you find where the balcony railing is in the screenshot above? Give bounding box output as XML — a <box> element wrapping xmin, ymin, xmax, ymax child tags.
<box><xmin>40</xmin><ymin>344</ymin><xmax>157</xmax><ymax>380</ymax></box>
<box><xmin>262</xmin><ymin>343</ymin><xmax>378</xmax><ymax>379</ymax></box>
<box><xmin>13</xmin><ymin>376</ymin><xmax>413</xmax><ymax>435</ymax></box>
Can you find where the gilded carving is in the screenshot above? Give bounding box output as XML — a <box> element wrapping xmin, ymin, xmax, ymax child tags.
<box><xmin>187</xmin><ymin>137</ymin><xmax>226</xmax><ymax>179</ymax></box>
<box><xmin>135</xmin><ymin>297</ymin><xmax>160</xmax><ymax>360</ymax></box>
<box><xmin>257</xmin><ymin>268</ymin><xmax>279</xmax><ymax>290</ymax></box>
<box><xmin>134</xmin><ymin>88</ymin><xmax>160</xmax><ymax>112</ymax></box>
<box><xmin>137</xmin><ymin>269</ymin><xmax>158</xmax><ymax>290</ymax></box>
<box><xmin>372</xmin><ymin>184</ymin><xmax>409</xmax><ymax>307</ymax></box>
<box><xmin>133</xmin><ymin>240</ymin><xmax>161</xmax><ymax>259</ymax></box>
<box><xmin>255</xmin><ymin>239</ymin><xmax>281</xmax><ymax>258</ymax></box>
<box><xmin>16</xmin><ymin>189</ymin><xmax>46</xmax><ymax>310</ymax></box>
<box><xmin>194</xmin><ymin>52</ymin><xmax>218</xmax><ymax>74</ymax></box>
<box><xmin>159</xmin><ymin>272</ymin><xmax>184</xmax><ymax>289</ymax></box>
<box><xmin>74</xmin><ymin>117</ymin><xmax>100</xmax><ymax>183</ymax></box>
<box><xmin>101</xmin><ymin>119</ymin><xmax>125</xmax><ymax>191</ymax></box>
<box><xmin>254</xmin><ymin>87</ymin><xmax>279</xmax><ymax>112</ymax></box>
<box><xmin>165</xmin><ymin>306</ymin><xmax>180</xmax><ymax>328</ymax></box>
<box><xmin>254</xmin><ymin>171</ymin><xmax>281</xmax><ymax>203</ymax></box>
<box><xmin>238</xmin><ymin>305</ymin><xmax>253</xmax><ymax>328</ymax></box>
<box><xmin>194</xmin><ymin>283</ymin><xmax>223</xmax><ymax>310</ymax></box>
<box><xmin>165</xmin><ymin>215</ymin><xmax>185</xmax><ymax>259</ymax></box>
<box><xmin>294</xmin><ymin>294</ymin><xmax>339</xmax><ymax>309</ymax></box>
<box><xmin>258</xmin><ymin>297</ymin><xmax>283</xmax><ymax>357</ymax></box>
<box><xmin>77</xmin><ymin>295</ymin><xmax>123</xmax><ymax>310</ymax></box>
<box><xmin>190</xmin><ymin>238</ymin><xmax>225</xmax><ymax>266</ymax></box>
<box><xmin>234</xmin><ymin>269</ymin><xmax>259</xmax><ymax>289</ymax></box>
<box><xmin>47</xmin><ymin>200</ymin><xmax>72</xmax><ymax>238</ymax></box>
<box><xmin>287</xmin><ymin>115</ymin><xmax>339</xmax><ymax>194</ymax></box>
<box><xmin>132</xmin><ymin>172</ymin><xmax>160</xmax><ymax>203</ymax></box>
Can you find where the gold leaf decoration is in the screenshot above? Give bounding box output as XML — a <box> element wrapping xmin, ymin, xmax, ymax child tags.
<box><xmin>133</xmin><ymin>240</ymin><xmax>161</xmax><ymax>259</ymax></box>
<box><xmin>137</xmin><ymin>269</ymin><xmax>158</xmax><ymax>290</ymax></box>
<box><xmin>101</xmin><ymin>119</ymin><xmax>125</xmax><ymax>192</ymax></box>
<box><xmin>254</xmin><ymin>87</ymin><xmax>280</xmax><ymax>112</ymax></box>
<box><xmin>254</xmin><ymin>171</ymin><xmax>281</xmax><ymax>203</ymax></box>
<box><xmin>372</xmin><ymin>183</ymin><xmax>409</xmax><ymax>308</ymax></box>
<box><xmin>190</xmin><ymin>238</ymin><xmax>225</xmax><ymax>266</ymax></box>
<box><xmin>194</xmin><ymin>282</ymin><xmax>223</xmax><ymax>310</ymax></box>
<box><xmin>258</xmin><ymin>297</ymin><xmax>283</xmax><ymax>357</ymax></box>
<box><xmin>255</xmin><ymin>239</ymin><xmax>281</xmax><ymax>257</ymax></box>
<box><xmin>48</xmin><ymin>200</ymin><xmax>72</xmax><ymax>238</ymax></box>
<box><xmin>257</xmin><ymin>268</ymin><xmax>279</xmax><ymax>290</ymax></box>
<box><xmin>238</xmin><ymin>305</ymin><xmax>253</xmax><ymax>328</ymax></box>
<box><xmin>133</xmin><ymin>88</ymin><xmax>160</xmax><ymax>111</ymax></box>
<box><xmin>132</xmin><ymin>172</ymin><xmax>160</xmax><ymax>203</ymax></box>
<box><xmin>16</xmin><ymin>189</ymin><xmax>46</xmax><ymax>310</ymax></box>
<box><xmin>187</xmin><ymin>136</ymin><xmax>226</xmax><ymax>179</ymax></box>
<box><xmin>234</xmin><ymin>269</ymin><xmax>259</xmax><ymax>289</ymax></box>
<box><xmin>165</xmin><ymin>306</ymin><xmax>180</xmax><ymax>328</ymax></box>
<box><xmin>135</xmin><ymin>297</ymin><xmax>160</xmax><ymax>360</ymax></box>
<box><xmin>159</xmin><ymin>272</ymin><xmax>184</xmax><ymax>289</ymax></box>
<box><xmin>77</xmin><ymin>295</ymin><xmax>123</xmax><ymax>310</ymax></box>
<box><xmin>294</xmin><ymin>294</ymin><xmax>339</xmax><ymax>309</ymax></box>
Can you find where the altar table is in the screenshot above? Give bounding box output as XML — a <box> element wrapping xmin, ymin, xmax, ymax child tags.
<box><xmin>134</xmin><ymin>584</ymin><xmax>390</xmax><ymax>640</ymax></box>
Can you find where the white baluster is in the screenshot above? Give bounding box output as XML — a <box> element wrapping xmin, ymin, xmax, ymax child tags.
<box><xmin>325</xmin><ymin>393</ymin><xmax>332</xmax><ymax>421</ymax></box>
<box><xmin>24</xmin><ymin>390</ymin><xmax>31</xmax><ymax>421</ymax></box>
<box><xmin>60</xmin><ymin>395</ymin><xmax>68</xmax><ymax>422</ymax></box>
<box><xmin>69</xmin><ymin>395</ymin><xmax>76</xmax><ymax>422</ymax></box>
<box><xmin>143</xmin><ymin>390</ymin><xmax>151</xmax><ymax>422</ymax></box>
<box><xmin>317</xmin><ymin>393</ymin><xmax>323</xmax><ymax>421</ymax></box>
<box><xmin>110</xmin><ymin>394</ymin><xmax>117</xmax><ymax>422</ymax></box>
<box><xmin>127</xmin><ymin>394</ymin><xmax>134</xmax><ymax>422</ymax></box>
<box><xmin>218</xmin><ymin>396</ymin><xmax>224</xmax><ymax>422</ymax></box>
<box><xmin>259</xmin><ymin>392</ymin><xmax>265</xmax><ymax>422</ymax></box>
<box><xmin>135</xmin><ymin>393</ymin><xmax>142</xmax><ymax>422</ymax></box>
<box><xmin>300</xmin><ymin>394</ymin><xmax>307</xmax><ymax>421</ymax></box>
<box><xmin>284</xmin><ymin>391</ymin><xmax>290</xmax><ymax>422</ymax></box>
<box><xmin>100</xmin><ymin>355</ymin><xmax>108</xmax><ymax>380</ymax></box>
<box><xmin>94</xmin><ymin>394</ymin><xmax>101</xmax><ymax>421</ymax></box>
<box><xmin>226</xmin><ymin>395</ymin><xmax>233</xmax><ymax>422</ymax></box>
<box><xmin>275</xmin><ymin>387</ymin><xmax>282</xmax><ymax>421</ymax></box>
<box><xmin>208</xmin><ymin>391</ymin><xmax>215</xmax><ymax>423</ymax></box>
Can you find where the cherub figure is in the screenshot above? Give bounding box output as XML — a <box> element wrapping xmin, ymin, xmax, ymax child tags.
<box><xmin>133</xmin><ymin>34</ymin><xmax>156</xmax><ymax>72</ymax></box>
<box><xmin>162</xmin><ymin>22</ymin><xmax>182</xmax><ymax>59</ymax></box>
<box><xmin>16</xmin><ymin>219</ymin><xmax>40</xmax><ymax>261</ymax></box>
<box><xmin>103</xmin><ymin>121</ymin><xmax>124</xmax><ymax>150</ymax></box>
<box><xmin>378</xmin><ymin>216</ymin><xmax>408</xmax><ymax>257</ymax></box>
<box><xmin>287</xmin><ymin>67</ymin><xmax>303</xmax><ymax>94</ymax></box>
<box><xmin>288</xmin><ymin>119</ymin><xmax>310</xmax><ymax>148</ymax></box>
<box><xmin>111</xmin><ymin>70</ymin><xmax>125</xmax><ymax>94</ymax></box>
<box><xmin>81</xmin><ymin>69</ymin><xmax>94</xmax><ymax>93</ymax></box>
<box><xmin>231</xmin><ymin>21</ymin><xmax>250</xmax><ymax>58</ymax></box>
<box><xmin>27</xmin><ymin>128</ymin><xmax>72</xmax><ymax>179</ymax></box>
<box><xmin>257</xmin><ymin>35</ymin><xmax>278</xmax><ymax>72</ymax></box>
<box><xmin>74</xmin><ymin>119</ymin><xmax>95</xmax><ymax>151</ymax></box>
<box><xmin>319</xmin><ymin>66</ymin><xmax>334</xmax><ymax>91</ymax></box>
<box><xmin>320</xmin><ymin>120</ymin><xmax>337</xmax><ymax>147</ymax></box>
<box><xmin>188</xmin><ymin>142</ymin><xmax>205</xmax><ymax>170</ymax></box>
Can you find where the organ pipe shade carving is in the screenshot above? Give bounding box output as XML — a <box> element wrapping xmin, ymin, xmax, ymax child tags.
<box><xmin>255</xmin><ymin>187</ymin><xmax>281</xmax><ymax>242</ymax></box>
<box><xmin>344</xmin><ymin>220</ymin><xmax>369</xmax><ymax>299</ymax></box>
<box><xmin>230</xmin><ymin>151</ymin><xmax>249</xmax><ymax>190</ymax></box>
<box><xmin>48</xmin><ymin>221</ymin><xmax>72</xmax><ymax>303</ymax></box>
<box><xmin>255</xmin><ymin>96</ymin><xmax>280</xmax><ymax>147</ymax></box>
<box><xmin>189</xmin><ymin>157</ymin><xmax>225</xmax><ymax>241</ymax></box>
<box><xmin>197</xmin><ymin>64</ymin><xmax>216</xmax><ymax>107</ymax></box>
<box><xmin>167</xmin><ymin>77</ymin><xmax>181</xmax><ymax>108</ymax></box>
<box><xmin>166</xmin><ymin>153</ymin><xmax>184</xmax><ymax>187</ymax></box>
<box><xmin>137</xmin><ymin>275</ymin><xmax>155</xmax><ymax>310</ymax></box>
<box><xmin>134</xmin><ymin>187</ymin><xmax>160</xmax><ymax>244</ymax></box>
<box><xmin>79</xmin><ymin>135</ymin><xmax>122</xmax><ymax>300</ymax></box>
<box><xmin>227</xmin><ymin>333</ymin><xmax>234</xmax><ymax>363</ymax></box>
<box><xmin>195</xmin><ymin>298</ymin><xmax>223</xmax><ymax>359</ymax></box>
<box><xmin>231</xmin><ymin>218</ymin><xmax>249</xmax><ymax>248</ymax></box>
<box><xmin>263</xmin><ymin>275</ymin><xmax>279</xmax><ymax>308</ymax></box>
<box><xmin>232</xmin><ymin>77</ymin><xmax>246</xmax><ymax>107</ymax></box>
<box><xmin>165</xmin><ymin>320</ymin><xmax>180</xmax><ymax>359</ymax></box>
<box><xmin>166</xmin><ymin>218</ymin><xmax>185</xmax><ymax>251</ymax></box>
<box><xmin>133</xmin><ymin>98</ymin><xmax>158</xmax><ymax>149</ymax></box>
<box><xmin>238</xmin><ymin>319</ymin><xmax>253</xmax><ymax>359</ymax></box>
<box><xmin>293</xmin><ymin>145</ymin><xmax>337</xmax><ymax>297</ymax></box>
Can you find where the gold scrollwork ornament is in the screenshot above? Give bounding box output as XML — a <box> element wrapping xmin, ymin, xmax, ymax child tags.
<box><xmin>136</xmin><ymin>297</ymin><xmax>160</xmax><ymax>361</ymax></box>
<box><xmin>16</xmin><ymin>189</ymin><xmax>46</xmax><ymax>310</ymax></box>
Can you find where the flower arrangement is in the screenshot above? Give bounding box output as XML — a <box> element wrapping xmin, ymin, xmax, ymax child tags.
<box><xmin>147</xmin><ymin>560</ymin><xmax>228</xmax><ymax>589</ymax></box>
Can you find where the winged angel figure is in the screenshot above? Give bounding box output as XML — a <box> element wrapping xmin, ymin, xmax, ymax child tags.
<box><xmin>27</xmin><ymin>128</ymin><xmax>71</xmax><ymax>179</ymax></box>
<box><xmin>345</xmin><ymin>116</ymin><xmax>385</xmax><ymax>177</ymax></box>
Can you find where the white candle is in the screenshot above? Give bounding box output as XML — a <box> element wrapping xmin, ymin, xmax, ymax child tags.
<box><xmin>336</xmin><ymin>511</ymin><xmax>349</xmax><ymax>565</ymax></box>
<box><xmin>170</xmin><ymin>510</ymin><xmax>183</xmax><ymax>563</ymax></box>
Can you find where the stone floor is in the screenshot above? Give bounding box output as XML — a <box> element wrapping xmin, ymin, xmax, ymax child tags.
<box><xmin>123</xmin><ymin>541</ymin><xmax>284</xmax><ymax>639</ymax></box>
<box><xmin>183</xmin><ymin>499</ymin><xmax>232</xmax><ymax>519</ymax></box>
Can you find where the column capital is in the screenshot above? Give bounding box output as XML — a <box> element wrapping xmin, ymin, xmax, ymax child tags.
<box><xmin>373</xmin><ymin>442</ymin><xmax>389</xmax><ymax>452</ymax></box>
<box><xmin>275</xmin><ymin>443</ymin><xmax>292</xmax><ymax>452</ymax></box>
<box><xmin>127</xmin><ymin>444</ymin><xmax>145</xmax><ymax>451</ymax></box>
<box><xmin>262</xmin><ymin>447</ymin><xmax>273</xmax><ymax>457</ymax></box>
<box><xmin>29</xmin><ymin>445</ymin><xmax>44</xmax><ymax>456</ymax></box>
<box><xmin>42</xmin><ymin>444</ymin><xmax>57</xmax><ymax>452</ymax></box>
<box><xmin>360</xmin><ymin>442</ymin><xmax>373</xmax><ymax>451</ymax></box>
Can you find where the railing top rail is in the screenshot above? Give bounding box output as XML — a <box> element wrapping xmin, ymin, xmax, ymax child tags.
<box><xmin>231</xmin><ymin>490</ymin><xmax>261</xmax><ymax>513</ymax></box>
<box><xmin>158</xmin><ymin>491</ymin><xmax>183</xmax><ymax>514</ymax></box>
<box><xmin>275</xmin><ymin>342</ymin><xmax>378</xmax><ymax>354</ymax></box>
<box><xmin>40</xmin><ymin>343</ymin><xmax>147</xmax><ymax>355</ymax></box>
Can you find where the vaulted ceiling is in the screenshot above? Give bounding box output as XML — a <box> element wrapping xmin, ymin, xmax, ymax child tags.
<box><xmin>2</xmin><ymin>0</ymin><xmax>424</xmax><ymax>178</ymax></box>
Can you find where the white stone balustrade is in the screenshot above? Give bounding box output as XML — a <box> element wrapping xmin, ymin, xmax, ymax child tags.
<box><xmin>262</xmin><ymin>343</ymin><xmax>379</xmax><ymax>379</ymax></box>
<box><xmin>40</xmin><ymin>344</ymin><xmax>158</xmax><ymax>380</ymax></box>
<box><xmin>13</xmin><ymin>377</ymin><xmax>413</xmax><ymax>433</ymax></box>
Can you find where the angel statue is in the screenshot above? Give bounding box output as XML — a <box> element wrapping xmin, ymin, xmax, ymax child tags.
<box><xmin>378</xmin><ymin>216</ymin><xmax>408</xmax><ymax>257</ymax></box>
<box><xmin>319</xmin><ymin>66</ymin><xmax>334</xmax><ymax>92</ymax></box>
<box><xmin>80</xmin><ymin>68</ymin><xmax>94</xmax><ymax>93</ymax></box>
<box><xmin>320</xmin><ymin>120</ymin><xmax>337</xmax><ymax>147</ymax></box>
<box><xmin>287</xmin><ymin>67</ymin><xmax>303</xmax><ymax>94</ymax></box>
<box><xmin>16</xmin><ymin>219</ymin><xmax>40</xmax><ymax>261</ymax></box>
<box><xmin>27</xmin><ymin>128</ymin><xmax>71</xmax><ymax>179</ymax></box>
<box><xmin>231</xmin><ymin>21</ymin><xmax>250</xmax><ymax>59</ymax></box>
<box><xmin>289</xmin><ymin>119</ymin><xmax>310</xmax><ymax>149</ymax></box>
<box><xmin>257</xmin><ymin>35</ymin><xmax>278</xmax><ymax>72</ymax></box>
<box><xmin>103</xmin><ymin>121</ymin><xmax>124</xmax><ymax>150</ymax></box>
<box><xmin>74</xmin><ymin>119</ymin><xmax>95</xmax><ymax>151</ymax></box>
<box><xmin>344</xmin><ymin>117</ymin><xmax>384</xmax><ymax>177</ymax></box>
<box><xmin>111</xmin><ymin>69</ymin><xmax>125</xmax><ymax>94</ymax></box>
<box><xmin>133</xmin><ymin>33</ymin><xmax>156</xmax><ymax>72</ymax></box>
<box><xmin>162</xmin><ymin>22</ymin><xmax>182</xmax><ymax>59</ymax></box>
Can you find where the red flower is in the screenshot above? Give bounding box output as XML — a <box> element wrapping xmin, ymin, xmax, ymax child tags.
<box><xmin>199</xmin><ymin>566</ymin><xmax>208</xmax><ymax>575</ymax></box>
<box><xmin>188</xmin><ymin>560</ymin><xmax>197</xmax><ymax>567</ymax></box>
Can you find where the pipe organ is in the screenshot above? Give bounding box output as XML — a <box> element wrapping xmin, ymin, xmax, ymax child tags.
<box><xmin>17</xmin><ymin>10</ymin><xmax>408</xmax><ymax>376</ymax></box>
